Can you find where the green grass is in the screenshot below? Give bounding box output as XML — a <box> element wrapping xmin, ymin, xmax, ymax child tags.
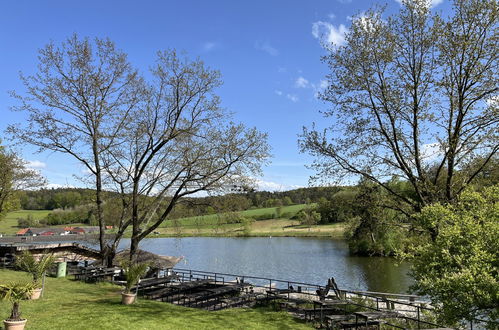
<box><xmin>160</xmin><ymin>204</ymin><xmax>308</xmax><ymax>228</ymax></box>
<box><xmin>151</xmin><ymin>204</ymin><xmax>346</xmax><ymax>238</ymax></box>
<box><xmin>0</xmin><ymin>269</ymin><xmax>311</xmax><ymax>329</ymax></box>
<box><xmin>0</xmin><ymin>210</ymin><xmax>51</xmax><ymax>235</ymax></box>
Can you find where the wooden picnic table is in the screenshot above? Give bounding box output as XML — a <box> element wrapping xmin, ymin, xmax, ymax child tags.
<box><xmin>313</xmin><ymin>299</ymin><xmax>352</xmax><ymax>326</ymax></box>
<box><xmin>352</xmin><ymin>311</ymin><xmax>399</xmax><ymax>329</ymax></box>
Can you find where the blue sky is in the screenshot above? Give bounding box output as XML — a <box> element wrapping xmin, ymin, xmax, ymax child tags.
<box><xmin>0</xmin><ymin>0</ymin><xmax>451</xmax><ymax>191</ymax></box>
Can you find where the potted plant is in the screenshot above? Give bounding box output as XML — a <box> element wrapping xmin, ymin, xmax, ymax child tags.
<box><xmin>0</xmin><ymin>281</ymin><xmax>37</xmax><ymax>330</ymax></box>
<box><xmin>120</xmin><ymin>261</ymin><xmax>149</xmax><ymax>305</ymax></box>
<box><xmin>15</xmin><ymin>251</ymin><xmax>55</xmax><ymax>299</ymax></box>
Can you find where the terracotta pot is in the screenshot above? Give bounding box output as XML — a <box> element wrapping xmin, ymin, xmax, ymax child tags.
<box><xmin>30</xmin><ymin>288</ymin><xmax>42</xmax><ymax>300</ymax></box>
<box><xmin>3</xmin><ymin>319</ymin><xmax>27</xmax><ymax>330</ymax></box>
<box><xmin>121</xmin><ymin>292</ymin><xmax>136</xmax><ymax>305</ymax></box>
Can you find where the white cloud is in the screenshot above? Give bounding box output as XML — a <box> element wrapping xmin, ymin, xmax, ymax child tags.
<box><xmin>421</xmin><ymin>142</ymin><xmax>443</xmax><ymax>162</ymax></box>
<box><xmin>328</xmin><ymin>13</ymin><xmax>336</xmax><ymax>20</ymax></box>
<box><xmin>27</xmin><ymin>160</ymin><xmax>46</xmax><ymax>169</ymax></box>
<box><xmin>337</xmin><ymin>0</ymin><xmax>352</xmax><ymax>3</ymax></box>
<box><xmin>286</xmin><ymin>94</ymin><xmax>299</xmax><ymax>102</ymax></box>
<box><xmin>277</xmin><ymin>67</ymin><xmax>287</xmax><ymax>73</ymax></box>
<box><xmin>255</xmin><ymin>178</ymin><xmax>303</xmax><ymax>192</ymax></box>
<box><xmin>203</xmin><ymin>42</ymin><xmax>217</xmax><ymax>51</ymax></box>
<box><xmin>312</xmin><ymin>21</ymin><xmax>348</xmax><ymax>47</ymax></box>
<box><xmin>255</xmin><ymin>41</ymin><xmax>279</xmax><ymax>56</ymax></box>
<box><xmin>295</xmin><ymin>76</ymin><xmax>309</xmax><ymax>88</ymax></box>
<box><xmin>274</xmin><ymin>90</ymin><xmax>283</xmax><ymax>96</ymax></box>
<box><xmin>394</xmin><ymin>0</ymin><xmax>444</xmax><ymax>8</ymax></box>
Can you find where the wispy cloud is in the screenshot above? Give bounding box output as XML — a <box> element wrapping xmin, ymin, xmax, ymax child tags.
<box><xmin>203</xmin><ymin>42</ymin><xmax>217</xmax><ymax>51</ymax></box>
<box><xmin>27</xmin><ymin>160</ymin><xmax>46</xmax><ymax>169</ymax></box>
<box><xmin>394</xmin><ymin>0</ymin><xmax>444</xmax><ymax>8</ymax></box>
<box><xmin>295</xmin><ymin>76</ymin><xmax>310</xmax><ymax>88</ymax></box>
<box><xmin>274</xmin><ymin>90</ymin><xmax>283</xmax><ymax>96</ymax></box>
<box><xmin>328</xmin><ymin>13</ymin><xmax>336</xmax><ymax>20</ymax></box>
<box><xmin>286</xmin><ymin>94</ymin><xmax>299</xmax><ymax>102</ymax></box>
<box><xmin>337</xmin><ymin>0</ymin><xmax>352</xmax><ymax>4</ymax></box>
<box><xmin>312</xmin><ymin>21</ymin><xmax>348</xmax><ymax>47</ymax></box>
<box><xmin>255</xmin><ymin>41</ymin><xmax>279</xmax><ymax>56</ymax></box>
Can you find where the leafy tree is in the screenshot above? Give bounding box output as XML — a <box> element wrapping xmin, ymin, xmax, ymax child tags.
<box><xmin>297</xmin><ymin>206</ymin><xmax>321</xmax><ymax>228</ymax></box>
<box><xmin>317</xmin><ymin>189</ymin><xmax>358</xmax><ymax>224</ymax></box>
<box><xmin>0</xmin><ymin>142</ymin><xmax>45</xmax><ymax>219</ymax></box>
<box><xmin>345</xmin><ymin>180</ymin><xmax>409</xmax><ymax>256</ymax></box>
<box><xmin>300</xmin><ymin>0</ymin><xmax>498</xmax><ymax>237</ymax></box>
<box><xmin>411</xmin><ymin>185</ymin><xmax>499</xmax><ymax>327</ymax></box>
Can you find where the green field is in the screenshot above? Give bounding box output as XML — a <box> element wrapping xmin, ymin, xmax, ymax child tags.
<box><xmin>0</xmin><ymin>204</ymin><xmax>346</xmax><ymax>238</ymax></box>
<box><xmin>0</xmin><ymin>269</ymin><xmax>310</xmax><ymax>329</ymax></box>
<box><xmin>0</xmin><ymin>210</ymin><xmax>51</xmax><ymax>235</ymax></box>
<box><xmin>160</xmin><ymin>204</ymin><xmax>307</xmax><ymax>228</ymax></box>
<box><xmin>155</xmin><ymin>204</ymin><xmax>345</xmax><ymax>237</ymax></box>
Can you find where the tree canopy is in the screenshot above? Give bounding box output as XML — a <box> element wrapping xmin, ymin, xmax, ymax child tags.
<box><xmin>300</xmin><ymin>0</ymin><xmax>498</xmax><ymax>229</ymax></box>
<box><xmin>0</xmin><ymin>142</ymin><xmax>45</xmax><ymax>219</ymax></box>
<box><xmin>411</xmin><ymin>185</ymin><xmax>499</xmax><ymax>327</ymax></box>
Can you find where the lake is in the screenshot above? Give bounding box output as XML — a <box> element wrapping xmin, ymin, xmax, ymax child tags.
<box><xmin>124</xmin><ymin>237</ymin><xmax>412</xmax><ymax>294</ymax></box>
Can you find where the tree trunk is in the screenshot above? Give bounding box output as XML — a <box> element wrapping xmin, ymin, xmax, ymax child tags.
<box><xmin>130</xmin><ymin>236</ymin><xmax>139</xmax><ymax>262</ymax></box>
<box><xmin>10</xmin><ymin>301</ymin><xmax>20</xmax><ymax>320</ymax></box>
<box><xmin>92</xmin><ymin>136</ymin><xmax>108</xmax><ymax>266</ymax></box>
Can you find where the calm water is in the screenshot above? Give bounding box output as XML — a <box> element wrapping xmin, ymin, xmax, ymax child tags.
<box><xmin>120</xmin><ymin>237</ymin><xmax>412</xmax><ymax>293</ymax></box>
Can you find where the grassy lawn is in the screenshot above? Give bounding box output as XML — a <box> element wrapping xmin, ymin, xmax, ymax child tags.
<box><xmin>0</xmin><ymin>210</ymin><xmax>51</xmax><ymax>235</ymax></box>
<box><xmin>0</xmin><ymin>269</ymin><xmax>310</xmax><ymax>330</ymax></box>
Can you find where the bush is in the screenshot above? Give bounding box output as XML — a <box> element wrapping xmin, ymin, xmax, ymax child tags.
<box><xmin>43</xmin><ymin>205</ymin><xmax>93</xmax><ymax>225</ymax></box>
<box><xmin>17</xmin><ymin>215</ymin><xmax>37</xmax><ymax>228</ymax></box>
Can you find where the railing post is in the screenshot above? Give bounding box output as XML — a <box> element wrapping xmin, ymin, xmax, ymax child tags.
<box><xmin>417</xmin><ymin>305</ymin><xmax>420</xmax><ymax>329</ymax></box>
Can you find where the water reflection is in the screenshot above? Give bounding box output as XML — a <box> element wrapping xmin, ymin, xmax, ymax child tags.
<box><xmin>123</xmin><ymin>237</ymin><xmax>412</xmax><ymax>293</ymax></box>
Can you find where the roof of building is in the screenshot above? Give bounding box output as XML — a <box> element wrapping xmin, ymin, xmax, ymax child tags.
<box><xmin>16</xmin><ymin>228</ymin><xmax>29</xmax><ymax>235</ymax></box>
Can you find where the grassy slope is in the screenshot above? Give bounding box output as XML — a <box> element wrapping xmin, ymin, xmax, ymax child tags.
<box><xmin>155</xmin><ymin>204</ymin><xmax>345</xmax><ymax>237</ymax></box>
<box><xmin>0</xmin><ymin>210</ymin><xmax>51</xmax><ymax>235</ymax></box>
<box><xmin>0</xmin><ymin>269</ymin><xmax>310</xmax><ymax>330</ymax></box>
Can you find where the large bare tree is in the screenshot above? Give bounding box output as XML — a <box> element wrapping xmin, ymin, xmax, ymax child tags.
<box><xmin>8</xmin><ymin>35</ymin><xmax>143</xmax><ymax>263</ymax></box>
<box><xmin>103</xmin><ymin>51</ymin><xmax>270</xmax><ymax>260</ymax></box>
<box><xmin>301</xmin><ymin>0</ymin><xmax>498</xmax><ymax>233</ymax></box>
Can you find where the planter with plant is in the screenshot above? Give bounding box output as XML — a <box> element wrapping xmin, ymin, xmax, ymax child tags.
<box><xmin>0</xmin><ymin>281</ymin><xmax>37</xmax><ymax>330</ymax></box>
<box><xmin>15</xmin><ymin>251</ymin><xmax>55</xmax><ymax>299</ymax></box>
<box><xmin>121</xmin><ymin>261</ymin><xmax>149</xmax><ymax>305</ymax></box>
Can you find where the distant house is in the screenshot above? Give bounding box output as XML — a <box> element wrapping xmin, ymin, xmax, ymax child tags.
<box><xmin>105</xmin><ymin>225</ymin><xmax>113</xmax><ymax>230</ymax></box>
<box><xmin>16</xmin><ymin>227</ymin><xmax>70</xmax><ymax>236</ymax></box>
<box><xmin>16</xmin><ymin>228</ymin><xmax>30</xmax><ymax>236</ymax></box>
